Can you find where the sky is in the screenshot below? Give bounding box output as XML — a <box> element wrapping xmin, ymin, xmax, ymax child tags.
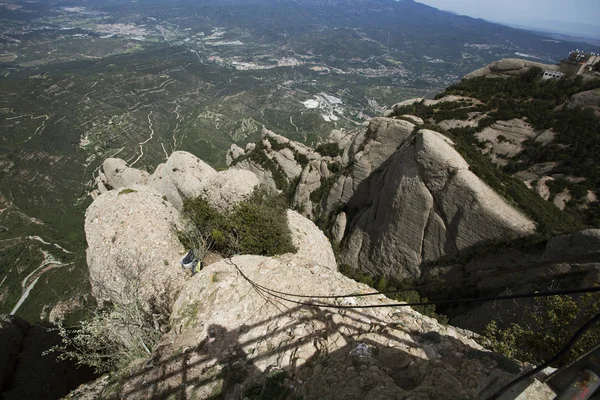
<box><xmin>415</xmin><ymin>0</ymin><xmax>600</xmax><ymax>38</ymax></box>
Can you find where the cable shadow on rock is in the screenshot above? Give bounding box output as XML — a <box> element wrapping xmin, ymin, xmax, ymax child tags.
<box><xmin>102</xmin><ymin>302</ymin><xmax>514</xmax><ymax>400</ymax></box>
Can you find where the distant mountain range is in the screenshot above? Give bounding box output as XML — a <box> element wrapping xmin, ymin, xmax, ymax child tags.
<box><xmin>509</xmin><ymin>20</ymin><xmax>600</xmax><ymax>41</ymax></box>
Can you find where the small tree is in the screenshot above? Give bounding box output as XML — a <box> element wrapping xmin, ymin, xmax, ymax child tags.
<box><xmin>483</xmin><ymin>291</ymin><xmax>600</xmax><ymax>367</ymax></box>
<box><xmin>181</xmin><ymin>187</ymin><xmax>296</xmax><ymax>257</ymax></box>
<box><xmin>47</xmin><ymin>255</ymin><xmax>174</xmax><ymax>373</ymax></box>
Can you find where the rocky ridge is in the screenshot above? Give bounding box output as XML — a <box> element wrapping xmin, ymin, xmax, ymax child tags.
<box><xmin>463</xmin><ymin>58</ymin><xmax>560</xmax><ymax>79</ymax></box>
<box><xmin>78</xmin><ymin>144</ymin><xmax>555</xmax><ymax>399</ymax></box>
<box><xmin>72</xmin><ymin>57</ymin><xmax>600</xmax><ymax>398</ymax></box>
<box><xmin>122</xmin><ymin>257</ymin><xmax>530</xmax><ymax>400</ymax></box>
<box><xmin>228</xmin><ymin>116</ymin><xmax>535</xmax><ymax>279</ymax></box>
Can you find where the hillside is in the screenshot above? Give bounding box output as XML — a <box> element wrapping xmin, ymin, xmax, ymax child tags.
<box><xmin>223</xmin><ymin>60</ymin><xmax>600</xmax><ymax>373</ymax></box>
<box><xmin>1</xmin><ymin>0</ymin><xmax>599</xmax><ymax>323</ymax></box>
<box><xmin>50</xmin><ymin>148</ymin><xmax>552</xmax><ymax>399</ymax></box>
<box><xmin>1</xmin><ymin>56</ymin><xmax>599</xmax><ymax>399</ymax></box>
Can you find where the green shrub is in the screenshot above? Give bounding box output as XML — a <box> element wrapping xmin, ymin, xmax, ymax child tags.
<box><xmin>182</xmin><ymin>187</ymin><xmax>296</xmax><ymax>257</ymax></box>
<box><xmin>443</xmin><ymin>126</ymin><xmax>583</xmax><ymax>237</ymax></box>
<box><xmin>244</xmin><ymin>141</ymin><xmax>290</xmax><ymax>192</ymax></box>
<box><xmin>231</xmin><ymin>192</ymin><xmax>296</xmax><ymax>256</ymax></box>
<box><xmin>295</xmin><ymin>152</ymin><xmax>309</xmax><ymax>167</ymax></box>
<box><xmin>266</xmin><ymin>137</ymin><xmax>287</xmax><ymax>151</ymax></box>
<box><xmin>315</xmin><ymin>142</ymin><xmax>342</xmax><ymax>157</ymax></box>
<box><xmin>118</xmin><ymin>188</ymin><xmax>136</xmax><ymax>195</ymax></box>
<box><xmin>571</xmin><ymin>184</ymin><xmax>588</xmax><ymax>200</ymax></box>
<box><xmin>483</xmin><ymin>292</ymin><xmax>600</xmax><ymax>367</ymax></box>
<box><xmin>546</xmin><ymin>178</ymin><xmax>569</xmax><ymax>197</ymax></box>
<box><xmin>328</xmin><ymin>162</ymin><xmax>341</xmax><ymax>173</ymax></box>
<box><xmin>309</xmin><ymin>175</ymin><xmax>337</xmax><ymax>204</ymax></box>
<box><xmin>46</xmin><ymin>257</ymin><xmax>173</xmax><ymax>373</ymax></box>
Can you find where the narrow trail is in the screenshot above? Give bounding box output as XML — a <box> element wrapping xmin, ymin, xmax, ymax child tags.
<box><xmin>10</xmin><ymin>277</ymin><xmax>40</xmax><ymax>315</ymax></box>
<box><xmin>26</xmin><ymin>235</ymin><xmax>73</xmax><ymax>254</ymax></box>
<box><xmin>130</xmin><ymin>110</ymin><xmax>155</xmax><ymax>167</ymax></box>
<box><xmin>6</xmin><ymin>113</ymin><xmax>50</xmax><ymax>141</ymax></box>
<box><xmin>161</xmin><ymin>142</ymin><xmax>169</xmax><ymax>159</ymax></box>
<box><xmin>21</xmin><ymin>252</ymin><xmax>52</xmax><ymax>290</ymax></box>
<box><xmin>134</xmin><ymin>78</ymin><xmax>174</xmax><ymax>94</ymax></box>
<box><xmin>10</xmin><ymin>252</ymin><xmax>69</xmax><ymax>316</ymax></box>
<box><xmin>192</xmin><ymin>49</ymin><xmax>202</xmax><ymax>62</ymax></box>
<box><xmin>82</xmin><ymin>81</ymin><xmax>98</xmax><ymax>102</ymax></box>
<box><xmin>6</xmin><ymin>113</ymin><xmax>47</xmax><ymax>121</ymax></box>
<box><xmin>128</xmin><ymin>102</ymin><xmax>141</xmax><ymax>111</ymax></box>
<box><xmin>172</xmin><ymin>104</ymin><xmax>182</xmax><ymax>150</ymax></box>
<box><xmin>290</xmin><ymin>116</ymin><xmax>299</xmax><ymax>132</ymax></box>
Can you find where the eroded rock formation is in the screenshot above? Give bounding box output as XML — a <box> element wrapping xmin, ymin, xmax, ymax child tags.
<box><xmin>464</xmin><ymin>58</ymin><xmax>559</xmax><ymax>79</ymax></box>
<box><xmin>340</xmin><ymin>129</ymin><xmax>535</xmax><ymax>278</ymax></box>
<box><xmin>229</xmin><ymin>118</ymin><xmax>535</xmax><ymax>279</ymax></box>
<box><xmin>85</xmin><ymin>184</ymin><xmax>186</xmax><ymax>305</ymax></box>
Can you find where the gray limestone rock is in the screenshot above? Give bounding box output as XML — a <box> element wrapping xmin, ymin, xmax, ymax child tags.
<box><xmin>544</xmin><ymin>229</ymin><xmax>600</xmax><ymax>260</ymax></box>
<box><xmin>285</xmin><ymin>209</ymin><xmax>337</xmax><ymax>270</ymax></box>
<box><xmin>340</xmin><ymin>129</ymin><xmax>535</xmax><ymax>279</ymax></box>
<box><xmin>102</xmin><ymin>158</ymin><xmax>149</xmax><ymax>190</ymax></box>
<box><xmin>226</xmin><ymin>144</ymin><xmax>245</xmax><ymax>166</ymax></box>
<box><xmin>400</xmin><ymin>114</ymin><xmax>424</xmax><ymax>125</ymax></box>
<box><xmin>465</xmin><ymin>58</ymin><xmax>559</xmax><ymax>79</ymax></box>
<box><xmin>198</xmin><ymin>169</ymin><xmax>259</xmax><ymax>212</ymax></box>
<box><xmin>274</xmin><ymin>147</ymin><xmax>302</xmax><ymax>179</ymax></box>
<box><xmin>85</xmin><ymin>185</ymin><xmax>186</xmax><ymax>305</ymax></box>
<box><xmin>233</xmin><ymin>159</ymin><xmax>276</xmax><ymax>190</ymax></box>
<box><xmin>361</xmin><ymin>117</ymin><xmax>415</xmax><ymax>173</ymax></box>
<box><xmin>331</xmin><ymin>212</ymin><xmax>347</xmax><ymax>244</ymax></box>
<box><xmin>149</xmin><ymin>151</ymin><xmax>218</xmax><ymax>211</ymax></box>
<box><xmin>293</xmin><ymin>161</ymin><xmax>323</xmax><ymax>218</ymax></box>
<box><xmin>110</xmin><ymin>247</ymin><xmax>516</xmax><ymax>399</ymax></box>
<box><xmin>567</xmin><ymin>88</ymin><xmax>600</xmax><ymax>116</ymax></box>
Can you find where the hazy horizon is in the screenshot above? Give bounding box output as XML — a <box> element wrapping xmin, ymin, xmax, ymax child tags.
<box><xmin>416</xmin><ymin>0</ymin><xmax>600</xmax><ymax>39</ymax></box>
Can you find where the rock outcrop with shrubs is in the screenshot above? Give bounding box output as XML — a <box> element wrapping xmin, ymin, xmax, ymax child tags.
<box><xmin>65</xmin><ymin>139</ymin><xmax>556</xmax><ymax>399</ymax></box>
<box><xmin>61</xmin><ymin>58</ymin><xmax>600</xmax><ymax>399</ymax></box>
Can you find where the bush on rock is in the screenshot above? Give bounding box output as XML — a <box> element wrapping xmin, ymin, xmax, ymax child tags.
<box><xmin>181</xmin><ymin>187</ymin><xmax>296</xmax><ymax>257</ymax></box>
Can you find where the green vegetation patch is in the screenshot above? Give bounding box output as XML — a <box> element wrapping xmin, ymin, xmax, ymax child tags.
<box><xmin>315</xmin><ymin>142</ymin><xmax>342</xmax><ymax>157</ymax></box>
<box><xmin>483</xmin><ymin>292</ymin><xmax>600</xmax><ymax>367</ymax></box>
<box><xmin>233</xmin><ymin>141</ymin><xmax>291</xmax><ymax>194</ymax></box>
<box><xmin>441</xmin><ymin>69</ymin><xmax>600</xmax><ymax>199</ymax></box>
<box><xmin>444</xmin><ymin>125</ymin><xmax>584</xmax><ymax>237</ymax></box>
<box><xmin>181</xmin><ymin>187</ymin><xmax>296</xmax><ymax>257</ymax></box>
<box><xmin>392</xmin><ymin>69</ymin><xmax>599</xmax><ymax>232</ymax></box>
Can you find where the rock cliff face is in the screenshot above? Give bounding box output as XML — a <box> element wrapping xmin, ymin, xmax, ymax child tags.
<box><xmin>77</xmin><ymin>118</ymin><xmax>562</xmax><ymax>398</ymax></box>
<box><xmin>87</xmin><ymin>151</ymin><xmax>261</xmax><ymax>305</ymax></box>
<box><xmin>228</xmin><ymin>117</ymin><xmax>535</xmax><ymax>279</ymax></box>
<box><xmin>85</xmin><ymin>184</ymin><xmax>186</xmax><ymax>305</ymax></box>
<box><xmin>566</xmin><ymin>88</ymin><xmax>600</xmax><ymax>116</ymax></box>
<box><xmin>119</xmin><ymin>256</ymin><xmax>523</xmax><ymax>400</ymax></box>
<box><xmin>79</xmin><ymin>213</ymin><xmax>538</xmax><ymax>399</ymax></box>
<box><xmin>340</xmin><ymin>129</ymin><xmax>534</xmax><ymax>278</ymax></box>
<box><xmin>99</xmin><ymin>158</ymin><xmax>150</xmax><ymax>190</ymax></box>
<box><xmin>73</xmin><ymin>58</ymin><xmax>600</xmax><ymax>399</ymax></box>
